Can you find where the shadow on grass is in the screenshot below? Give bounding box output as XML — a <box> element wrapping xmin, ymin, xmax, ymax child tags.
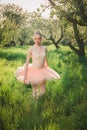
<box><xmin>0</xmin><ymin>51</ymin><xmax>26</xmax><ymax>61</ymax></box>
<box><xmin>3</xmin><ymin>45</ymin><xmax>31</xmax><ymax>49</ymax></box>
<box><xmin>49</xmin><ymin>48</ymin><xmax>73</xmax><ymax>57</ymax></box>
<box><xmin>78</xmin><ymin>56</ymin><xmax>87</xmax><ymax>66</ymax></box>
<box><xmin>78</xmin><ymin>56</ymin><xmax>87</xmax><ymax>87</ymax></box>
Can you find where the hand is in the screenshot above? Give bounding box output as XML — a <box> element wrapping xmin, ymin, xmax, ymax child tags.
<box><xmin>44</xmin><ymin>64</ymin><xmax>48</xmax><ymax>68</ymax></box>
<box><xmin>44</xmin><ymin>57</ymin><xmax>48</xmax><ymax>68</ymax></box>
<box><xmin>23</xmin><ymin>76</ymin><xmax>27</xmax><ymax>83</ymax></box>
<box><xmin>45</xmin><ymin>65</ymin><xmax>48</xmax><ymax>67</ymax></box>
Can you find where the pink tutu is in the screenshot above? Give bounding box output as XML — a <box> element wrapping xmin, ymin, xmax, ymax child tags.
<box><xmin>14</xmin><ymin>63</ymin><xmax>61</xmax><ymax>84</ymax></box>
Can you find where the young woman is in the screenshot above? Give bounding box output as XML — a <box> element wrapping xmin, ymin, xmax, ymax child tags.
<box><xmin>14</xmin><ymin>30</ymin><xmax>61</xmax><ymax>100</ymax></box>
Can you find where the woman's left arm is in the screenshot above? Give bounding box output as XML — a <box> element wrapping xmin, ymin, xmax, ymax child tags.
<box><xmin>44</xmin><ymin>47</ymin><xmax>48</xmax><ymax>67</ymax></box>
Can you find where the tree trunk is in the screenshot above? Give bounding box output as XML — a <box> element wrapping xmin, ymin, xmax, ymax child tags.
<box><xmin>19</xmin><ymin>39</ymin><xmax>24</xmax><ymax>45</ymax></box>
<box><xmin>72</xmin><ymin>23</ymin><xmax>85</xmax><ymax>56</ymax></box>
<box><xmin>54</xmin><ymin>43</ymin><xmax>60</xmax><ymax>49</ymax></box>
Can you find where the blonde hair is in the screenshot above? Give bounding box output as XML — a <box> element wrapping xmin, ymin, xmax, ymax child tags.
<box><xmin>33</xmin><ymin>29</ymin><xmax>42</xmax><ymax>38</ymax></box>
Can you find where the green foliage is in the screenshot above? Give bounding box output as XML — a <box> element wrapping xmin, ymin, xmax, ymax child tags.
<box><xmin>0</xmin><ymin>4</ymin><xmax>28</xmax><ymax>47</ymax></box>
<box><xmin>0</xmin><ymin>45</ymin><xmax>87</xmax><ymax>130</ymax></box>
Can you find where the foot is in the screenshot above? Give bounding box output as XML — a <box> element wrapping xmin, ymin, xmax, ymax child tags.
<box><xmin>37</xmin><ymin>91</ymin><xmax>46</xmax><ymax>97</ymax></box>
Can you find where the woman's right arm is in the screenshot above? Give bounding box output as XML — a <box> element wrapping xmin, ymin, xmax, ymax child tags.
<box><xmin>24</xmin><ymin>47</ymin><xmax>32</xmax><ymax>83</ymax></box>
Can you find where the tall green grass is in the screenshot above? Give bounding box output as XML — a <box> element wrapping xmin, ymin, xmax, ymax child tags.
<box><xmin>0</xmin><ymin>45</ymin><xmax>87</xmax><ymax>130</ymax></box>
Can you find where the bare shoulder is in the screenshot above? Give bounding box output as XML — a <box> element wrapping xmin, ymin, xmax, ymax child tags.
<box><xmin>42</xmin><ymin>45</ymin><xmax>47</xmax><ymax>50</ymax></box>
<box><xmin>28</xmin><ymin>46</ymin><xmax>33</xmax><ymax>50</ymax></box>
<box><xmin>28</xmin><ymin>46</ymin><xmax>33</xmax><ymax>53</ymax></box>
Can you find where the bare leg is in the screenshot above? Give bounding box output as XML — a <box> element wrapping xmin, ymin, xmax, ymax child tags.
<box><xmin>38</xmin><ymin>80</ymin><xmax>46</xmax><ymax>96</ymax></box>
<box><xmin>32</xmin><ymin>84</ymin><xmax>38</xmax><ymax>100</ymax></box>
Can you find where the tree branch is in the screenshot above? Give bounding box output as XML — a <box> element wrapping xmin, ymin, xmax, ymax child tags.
<box><xmin>56</xmin><ymin>25</ymin><xmax>64</xmax><ymax>44</ymax></box>
<box><xmin>48</xmin><ymin>0</ymin><xmax>56</xmax><ymax>6</ymax></box>
<box><xmin>68</xmin><ymin>42</ymin><xmax>79</xmax><ymax>53</ymax></box>
<box><xmin>66</xmin><ymin>16</ymin><xmax>87</xmax><ymax>27</ymax></box>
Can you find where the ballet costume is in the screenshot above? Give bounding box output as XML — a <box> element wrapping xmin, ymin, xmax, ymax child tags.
<box><xmin>14</xmin><ymin>44</ymin><xmax>61</xmax><ymax>86</ymax></box>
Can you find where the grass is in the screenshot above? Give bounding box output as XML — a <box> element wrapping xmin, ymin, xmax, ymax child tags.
<box><xmin>0</xmin><ymin>44</ymin><xmax>87</xmax><ymax>130</ymax></box>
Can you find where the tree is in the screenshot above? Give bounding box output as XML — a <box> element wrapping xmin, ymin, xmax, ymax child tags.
<box><xmin>48</xmin><ymin>0</ymin><xmax>87</xmax><ymax>56</ymax></box>
<box><xmin>0</xmin><ymin>4</ymin><xmax>28</xmax><ymax>47</ymax></box>
<box><xmin>42</xmin><ymin>24</ymin><xmax>64</xmax><ymax>49</ymax></box>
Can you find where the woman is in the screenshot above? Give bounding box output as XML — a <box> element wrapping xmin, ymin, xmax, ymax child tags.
<box><xmin>14</xmin><ymin>30</ymin><xmax>61</xmax><ymax>100</ymax></box>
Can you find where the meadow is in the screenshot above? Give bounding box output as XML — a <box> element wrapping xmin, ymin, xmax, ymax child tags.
<box><xmin>0</xmin><ymin>44</ymin><xmax>87</xmax><ymax>130</ymax></box>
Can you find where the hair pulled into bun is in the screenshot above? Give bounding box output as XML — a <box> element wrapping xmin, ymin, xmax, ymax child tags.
<box><xmin>33</xmin><ymin>29</ymin><xmax>42</xmax><ymax>38</ymax></box>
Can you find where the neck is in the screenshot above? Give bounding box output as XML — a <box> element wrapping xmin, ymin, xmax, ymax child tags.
<box><xmin>35</xmin><ymin>43</ymin><xmax>41</xmax><ymax>46</ymax></box>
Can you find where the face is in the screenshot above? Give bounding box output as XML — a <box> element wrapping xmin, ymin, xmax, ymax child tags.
<box><xmin>33</xmin><ymin>34</ymin><xmax>42</xmax><ymax>45</ymax></box>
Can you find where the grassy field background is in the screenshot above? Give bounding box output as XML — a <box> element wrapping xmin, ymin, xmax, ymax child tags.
<box><xmin>0</xmin><ymin>44</ymin><xmax>87</xmax><ymax>130</ymax></box>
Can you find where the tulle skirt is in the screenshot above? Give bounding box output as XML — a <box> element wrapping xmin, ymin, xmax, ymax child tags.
<box><xmin>14</xmin><ymin>63</ymin><xmax>61</xmax><ymax>84</ymax></box>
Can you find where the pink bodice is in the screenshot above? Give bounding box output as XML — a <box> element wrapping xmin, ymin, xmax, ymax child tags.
<box><xmin>29</xmin><ymin>44</ymin><xmax>47</xmax><ymax>69</ymax></box>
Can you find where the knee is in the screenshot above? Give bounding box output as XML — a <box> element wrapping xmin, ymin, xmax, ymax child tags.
<box><xmin>40</xmin><ymin>83</ymin><xmax>46</xmax><ymax>91</ymax></box>
<box><xmin>40</xmin><ymin>80</ymin><xmax>46</xmax><ymax>86</ymax></box>
<box><xmin>43</xmin><ymin>80</ymin><xmax>46</xmax><ymax>84</ymax></box>
<box><xmin>32</xmin><ymin>84</ymin><xmax>37</xmax><ymax>90</ymax></box>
